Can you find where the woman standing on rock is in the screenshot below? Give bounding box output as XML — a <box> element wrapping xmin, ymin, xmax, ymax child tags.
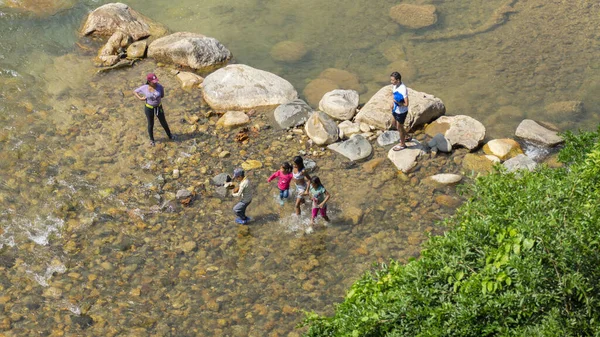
<box><xmin>292</xmin><ymin>156</ymin><xmax>311</xmax><ymax>216</ymax></box>
<box><xmin>133</xmin><ymin>73</ymin><xmax>174</xmax><ymax>146</ymax></box>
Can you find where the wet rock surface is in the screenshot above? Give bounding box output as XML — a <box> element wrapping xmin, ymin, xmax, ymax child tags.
<box><xmin>273</xmin><ymin>99</ymin><xmax>312</xmax><ymax>129</ymax></box>
<box><xmin>515</xmin><ymin>119</ymin><xmax>564</xmax><ymax>147</ymax></box>
<box><xmin>327</xmin><ymin>135</ymin><xmax>373</xmax><ymax>162</ymax></box>
<box><xmin>80</xmin><ymin>3</ymin><xmax>168</xmax><ymax>40</ymax></box>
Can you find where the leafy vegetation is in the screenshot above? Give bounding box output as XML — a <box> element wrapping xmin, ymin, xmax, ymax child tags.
<box><xmin>302</xmin><ymin>127</ymin><xmax>600</xmax><ymax>336</ymax></box>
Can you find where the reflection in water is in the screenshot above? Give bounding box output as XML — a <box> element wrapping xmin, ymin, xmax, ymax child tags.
<box><xmin>0</xmin><ymin>0</ymin><xmax>599</xmax><ymax>335</ymax></box>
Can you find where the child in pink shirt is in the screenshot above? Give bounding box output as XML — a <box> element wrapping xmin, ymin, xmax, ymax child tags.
<box><xmin>267</xmin><ymin>162</ymin><xmax>293</xmax><ymax>205</ymax></box>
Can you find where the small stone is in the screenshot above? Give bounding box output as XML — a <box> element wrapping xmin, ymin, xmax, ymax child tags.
<box><xmin>43</xmin><ymin>287</ymin><xmax>63</xmax><ymax>299</ymax></box>
<box><xmin>176</xmin><ymin>189</ymin><xmax>193</xmax><ymax>200</ymax></box>
<box><xmin>241</xmin><ymin>160</ymin><xmax>263</xmax><ymax>170</ymax></box>
<box><xmin>218</xmin><ymin>151</ymin><xmax>230</xmax><ymax>158</ymax></box>
<box><xmin>435</xmin><ymin>195</ymin><xmax>462</xmax><ymax>208</ymax></box>
<box><xmin>172</xmin><ymin>169</ymin><xmax>180</xmax><ymax>179</ymax></box>
<box><xmin>181</xmin><ymin>241</ymin><xmax>197</xmax><ymax>253</ymax></box>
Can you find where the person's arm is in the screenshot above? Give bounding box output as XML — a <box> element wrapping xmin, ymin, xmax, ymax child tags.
<box><xmin>232</xmin><ymin>179</ymin><xmax>246</xmax><ymax>197</ymax></box>
<box><xmin>319</xmin><ymin>190</ymin><xmax>331</xmax><ymax>208</ymax></box>
<box><xmin>267</xmin><ymin>171</ymin><xmax>279</xmax><ymax>183</ymax></box>
<box><xmin>160</xmin><ymin>85</ymin><xmax>165</xmax><ymax>98</ymax></box>
<box><xmin>403</xmin><ymin>92</ymin><xmax>409</xmax><ymax>108</ymax></box>
<box><xmin>133</xmin><ymin>88</ymin><xmax>146</xmax><ymax>101</ymax></box>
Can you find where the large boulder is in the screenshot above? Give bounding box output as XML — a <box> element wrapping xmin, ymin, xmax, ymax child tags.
<box><xmin>387</xmin><ymin>140</ymin><xmax>426</xmax><ymax>173</ymax></box>
<box><xmin>148</xmin><ymin>32</ymin><xmax>231</xmax><ymax>71</ymax></box>
<box><xmin>273</xmin><ymin>99</ymin><xmax>312</xmax><ymax>129</ymax></box>
<box><xmin>319</xmin><ymin>90</ymin><xmax>359</xmax><ymax>121</ymax></box>
<box><xmin>305</xmin><ymin>111</ymin><xmax>339</xmax><ymax>146</ymax></box>
<box><xmin>515</xmin><ymin>119</ymin><xmax>564</xmax><ymax>147</ymax></box>
<box><xmin>80</xmin><ymin>3</ymin><xmax>168</xmax><ymax>41</ymax></box>
<box><xmin>354</xmin><ymin>85</ymin><xmax>445</xmax><ymax>130</ymax></box>
<box><xmin>483</xmin><ymin>139</ymin><xmax>523</xmax><ymax>161</ymax></box>
<box><xmin>327</xmin><ymin>135</ymin><xmax>373</xmax><ymax>162</ymax></box>
<box><xmin>389</xmin><ymin>4</ymin><xmax>438</xmax><ymax>29</ymax></box>
<box><xmin>428</xmin><ymin>115</ymin><xmax>486</xmax><ymax>151</ymax></box>
<box><xmin>201</xmin><ymin>64</ymin><xmax>298</xmax><ymax>111</ymax></box>
<box><xmin>2</xmin><ymin>0</ymin><xmax>76</xmax><ymax>17</ymax></box>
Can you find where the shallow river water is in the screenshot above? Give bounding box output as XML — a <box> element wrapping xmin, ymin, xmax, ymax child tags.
<box><xmin>0</xmin><ymin>0</ymin><xmax>599</xmax><ymax>335</ymax></box>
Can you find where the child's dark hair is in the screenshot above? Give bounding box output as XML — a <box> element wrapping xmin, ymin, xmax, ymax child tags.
<box><xmin>390</xmin><ymin>71</ymin><xmax>401</xmax><ymax>82</ymax></box>
<box><xmin>293</xmin><ymin>156</ymin><xmax>305</xmax><ymax>171</ymax></box>
<box><xmin>282</xmin><ymin>162</ymin><xmax>292</xmax><ymax>173</ymax></box>
<box><xmin>310</xmin><ymin>176</ymin><xmax>323</xmax><ymax>188</ymax></box>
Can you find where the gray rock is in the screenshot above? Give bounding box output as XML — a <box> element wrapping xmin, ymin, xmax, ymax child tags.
<box><xmin>327</xmin><ymin>135</ymin><xmax>373</xmax><ymax>162</ymax></box>
<box><xmin>354</xmin><ymin>85</ymin><xmax>445</xmax><ymax>130</ymax></box>
<box><xmin>434</xmin><ymin>115</ymin><xmax>486</xmax><ymax>151</ymax></box>
<box><xmin>148</xmin><ymin>32</ymin><xmax>231</xmax><ymax>71</ymax></box>
<box><xmin>319</xmin><ymin>89</ymin><xmax>359</xmax><ymax>121</ymax></box>
<box><xmin>515</xmin><ymin>119</ymin><xmax>564</xmax><ymax>147</ymax></box>
<box><xmin>427</xmin><ymin>133</ymin><xmax>452</xmax><ymax>152</ymax></box>
<box><xmin>304</xmin><ymin>111</ymin><xmax>339</xmax><ymax>146</ymax></box>
<box><xmin>274</xmin><ymin>99</ymin><xmax>312</xmax><ymax>129</ymax></box>
<box><xmin>377</xmin><ymin>131</ymin><xmax>400</xmax><ymax>146</ymax></box>
<box><xmin>304</xmin><ymin>159</ymin><xmax>317</xmax><ymax>173</ymax></box>
<box><xmin>176</xmin><ymin>189</ymin><xmax>192</xmax><ymax>200</ymax></box>
<box><xmin>202</xmin><ymin>64</ymin><xmax>298</xmax><ymax>111</ymax></box>
<box><xmin>387</xmin><ymin>140</ymin><xmax>426</xmax><ymax>173</ymax></box>
<box><xmin>212</xmin><ymin>173</ymin><xmax>230</xmax><ymax>186</ymax></box>
<box><xmin>503</xmin><ymin>154</ymin><xmax>537</xmax><ymax>172</ymax></box>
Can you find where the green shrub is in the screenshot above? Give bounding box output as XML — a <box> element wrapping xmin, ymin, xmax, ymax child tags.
<box><xmin>302</xmin><ymin>127</ymin><xmax>600</xmax><ymax>336</ymax></box>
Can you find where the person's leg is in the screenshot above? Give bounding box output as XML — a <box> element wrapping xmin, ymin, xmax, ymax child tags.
<box><xmin>310</xmin><ymin>207</ymin><xmax>318</xmax><ymax>226</ymax></box>
<box><xmin>321</xmin><ymin>205</ymin><xmax>330</xmax><ymax>222</ymax></box>
<box><xmin>282</xmin><ymin>189</ymin><xmax>289</xmax><ymax>199</ymax></box>
<box><xmin>295</xmin><ymin>197</ymin><xmax>302</xmax><ymax>215</ymax></box>
<box><xmin>233</xmin><ymin>201</ymin><xmax>246</xmax><ymax>220</ymax></box>
<box><xmin>156</xmin><ymin>107</ymin><xmax>173</xmax><ymax>139</ymax></box>
<box><xmin>144</xmin><ymin>107</ymin><xmax>155</xmax><ymax>143</ymax></box>
<box><xmin>242</xmin><ymin>200</ymin><xmax>251</xmax><ymax>221</ymax></box>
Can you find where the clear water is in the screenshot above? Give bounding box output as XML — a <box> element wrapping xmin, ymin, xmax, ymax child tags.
<box><xmin>0</xmin><ymin>0</ymin><xmax>599</xmax><ymax>335</ymax></box>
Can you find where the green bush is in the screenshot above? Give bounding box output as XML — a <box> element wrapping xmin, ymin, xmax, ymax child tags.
<box><xmin>302</xmin><ymin>127</ymin><xmax>600</xmax><ymax>336</ymax></box>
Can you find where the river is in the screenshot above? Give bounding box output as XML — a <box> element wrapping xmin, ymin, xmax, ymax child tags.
<box><xmin>0</xmin><ymin>0</ymin><xmax>598</xmax><ymax>335</ymax></box>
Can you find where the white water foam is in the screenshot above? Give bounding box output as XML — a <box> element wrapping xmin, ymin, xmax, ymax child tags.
<box><xmin>24</xmin><ymin>215</ymin><xmax>65</xmax><ymax>246</ymax></box>
<box><xmin>27</xmin><ymin>260</ymin><xmax>66</xmax><ymax>287</ymax></box>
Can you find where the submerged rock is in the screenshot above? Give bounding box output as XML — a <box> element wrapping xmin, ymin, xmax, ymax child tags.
<box><xmin>273</xmin><ymin>99</ymin><xmax>312</xmax><ymax>129</ymax></box>
<box><xmin>515</xmin><ymin>119</ymin><xmax>564</xmax><ymax>147</ymax></box>
<box><xmin>202</xmin><ymin>64</ymin><xmax>298</xmax><ymax>111</ymax></box>
<box><xmin>270</xmin><ymin>41</ymin><xmax>308</xmax><ymax>62</ymax></box>
<box><xmin>389</xmin><ymin>4</ymin><xmax>438</xmax><ymax>29</ymax></box>
<box><xmin>304</xmin><ymin>111</ymin><xmax>339</xmax><ymax>146</ymax></box>
<box><xmin>318</xmin><ymin>68</ymin><xmax>364</xmax><ymax>93</ymax></box>
<box><xmin>327</xmin><ymin>135</ymin><xmax>373</xmax><ymax>162</ymax></box>
<box><xmin>2</xmin><ymin>0</ymin><xmax>76</xmax><ymax>17</ymax></box>
<box><xmin>80</xmin><ymin>3</ymin><xmax>168</xmax><ymax>41</ymax></box>
<box><xmin>303</xmin><ymin>78</ymin><xmax>339</xmax><ymax>107</ymax></box>
<box><xmin>319</xmin><ymin>89</ymin><xmax>359</xmax><ymax>121</ymax></box>
<box><xmin>354</xmin><ymin>85</ymin><xmax>445</xmax><ymax>130</ymax></box>
<box><xmin>148</xmin><ymin>32</ymin><xmax>231</xmax><ymax>71</ymax></box>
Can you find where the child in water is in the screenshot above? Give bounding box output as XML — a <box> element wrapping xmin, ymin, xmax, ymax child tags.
<box><xmin>267</xmin><ymin>162</ymin><xmax>293</xmax><ymax>206</ymax></box>
<box><xmin>305</xmin><ymin>176</ymin><xmax>331</xmax><ymax>233</ymax></box>
<box><xmin>292</xmin><ymin>156</ymin><xmax>311</xmax><ymax>216</ymax></box>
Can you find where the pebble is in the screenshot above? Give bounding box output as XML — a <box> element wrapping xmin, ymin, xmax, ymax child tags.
<box><xmin>182</xmin><ymin>241</ymin><xmax>197</xmax><ymax>253</ymax></box>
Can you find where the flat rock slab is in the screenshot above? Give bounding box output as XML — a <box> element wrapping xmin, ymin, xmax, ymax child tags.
<box><xmin>148</xmin><ymin>32</ymin><xmax>231</xmax><ymax>71</ymax></box>
<box><xmin>273</xmin><ymin>99</ymin><xmax>312</xmax><ymax>129</ymax></box>
<box><xmin>515</xmin><ymin>119</ymin><xmax>564</xmax><ymax>147</ymax></box>
<box><xmin>327</xmin><ymin>135</ymin><xmax>373</xmax><ymax>162</ymax></box>
<box><xmin>377</xmin><ymin>130</ymin><xmax>400</xmax><ymax>146</ymax></box>
<box><xmin>425</xmin><ymin>173</ymin><xmax>463</xmax><ymax>186</ymax></box>
<box><xmin>217</xmin><ymin>111</ymin><xmax>249</xmax><ymax>129</ymax></box>
<box><xmin>503</xmin><ymin>154</ymin><xmax>537</xmax><ymax>172</ymax></box>
<box><xmin>387</xmin><ymin>140</ymin><xmax>426</xmax><ymax>173</ymax></box>
<box><xmin>483</xmin><ymin>138</ymin><xmax>523</xmax><ymax>161</ymax></box>
<box><xmin>202</xmin><ymin>64</ymin><xmax>298</xmax><ymax>111</ymax></box>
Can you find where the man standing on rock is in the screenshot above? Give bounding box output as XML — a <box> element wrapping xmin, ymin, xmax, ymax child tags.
<box><xmin>390</xmin><ymin>71</ymin><xmax>410</xmax><ymax>151</ymax></box>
